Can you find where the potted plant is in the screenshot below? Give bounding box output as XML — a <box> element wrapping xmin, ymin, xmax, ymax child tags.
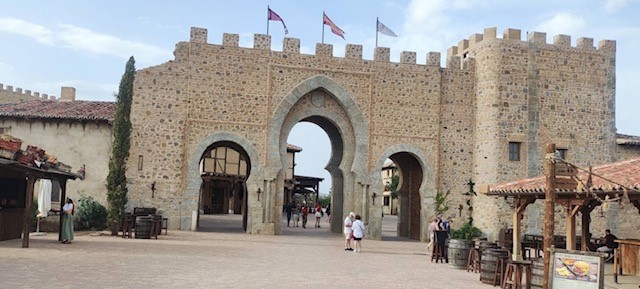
<box><xmin>448</xmin><ymin>221</ymin><xmax>483</xmax><ymax>269</ymax></box>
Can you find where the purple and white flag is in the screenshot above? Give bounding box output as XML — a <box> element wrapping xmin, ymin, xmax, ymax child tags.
<box><xmin>268</xmin><ymin>8</ymin><xmax>288</xmax><ymax>35</ymax></box>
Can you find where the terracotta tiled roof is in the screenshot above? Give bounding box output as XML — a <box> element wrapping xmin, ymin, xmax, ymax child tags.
<box><xmin>617</xmin><ymin>133</ymin><xmax>640</xmax><ymax>146</ymax></box>
<box><xmin>0</xmin><ymin>100</ymin><xmax>115</xmax><ymax>123</ymax></box>
<box><xmin>286</xmin><ymin>143</ymin><xmax>302</xmax><ymax>152</ymax></box>
<box><xmin>487</xmin><ymin>157</ymin><xmax>640</xmax><ymax>195</ymax></box>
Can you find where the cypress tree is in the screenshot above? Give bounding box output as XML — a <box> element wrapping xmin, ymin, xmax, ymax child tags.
<box><xmin>106</xmin><ymin>56</ymin><xmax>135</xmax><ymax>233</ymax></box>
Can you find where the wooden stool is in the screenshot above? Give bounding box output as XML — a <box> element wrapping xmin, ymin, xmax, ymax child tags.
<box><xmin>493</xmin><ymin>256</ymin><xmax>510</xmax><ymax>286</ymax></box>
<box><xmin>467</xmin><ymin>247</ymin><xmax>480</xmax><ymax>273</ymax></box>
<box><xmin>161</xmin><ymin>218</ymin><xmax>168</xmax><ymax>235</ymax></box>
<box><xmin>431</xmin><ymin>242</ymin><xmax>446</xmax><ymax>263</ymax></box>
<box><xmin>121</xmin><ymin>214</ymin><xmax>134</xmax><ymax>239</ymax></box>
<box><xmin>502</xmin><ymin>260</ymin><xmax>532</xmax><ymax>289</ymax></box>
<box><xmin>149</xmin><ymin>217</ymin><xmax>162</xmax><ymax>239</ymax></box>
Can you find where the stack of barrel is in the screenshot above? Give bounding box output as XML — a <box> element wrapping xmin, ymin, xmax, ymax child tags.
<box><xmin>479</xmin><ymin>241</ymin><xmax>511</xmax><ymax>286</ymax></box>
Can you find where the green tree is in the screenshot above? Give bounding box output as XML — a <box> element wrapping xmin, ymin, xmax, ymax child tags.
<box><xmin>435</xmin><ymin>189</ymin><xmax>451</xmax><ymax>215</ymax></box>
<box><xmin>318</xmin><ymin>192</ymin><xmax>332</xmax><ymax>207</ymax></box>
<box><xmin>106</xmin><ymin>56</ymin><xmax>135</xmax><ymax>233</ymax></box>
<box><xmin>388</xmin><ymin>174</ymin><xmax>400</xmax><ymax>199</ymax></box>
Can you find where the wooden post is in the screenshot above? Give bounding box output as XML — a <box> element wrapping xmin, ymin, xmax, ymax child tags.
<box><xmin>513</xmin><ymin>204</ymin><xmax>522</xmax><ymax>260</ymax></box>
<box><xmin>566</xmin><ymin>205</ymin><xmax>576</xmax><ymax>250</ymax></box>
<box><xmin>22</xmin><ymin>175</ymin><xmax>36</xmax><ymax>248</ymax></box>
<box><xmin>580</xmin><ymin>205</ymin><xmax>593</xmax><ymax>251</ymax></box>
<box><xmin>543</xmin><ymin>143</ymin><xmax>556</xmax><ymax>289</ymax></box>
<box><xmin>59</xmin><ymin>179</ymin><xmax>67</xmax><ymax>242</ymax></box>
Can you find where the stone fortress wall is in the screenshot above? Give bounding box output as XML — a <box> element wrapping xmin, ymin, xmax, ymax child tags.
<box><xmin>127</xmin><ymin>26</ymin><xmax>639</xmax><ymax>240</ymax></box>
<box><xmin>0</xmin><ymin>83</ymin><xmax>60</xmax><ymax>104</ymax></box>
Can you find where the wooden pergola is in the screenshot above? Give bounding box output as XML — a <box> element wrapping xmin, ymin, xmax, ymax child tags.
<box><xmin>0</xmin><ymin>159</ymin><xmax>80</xmax><ymax>248</ymax></box>
<box><xmin>482</xmin><ymin>156</ymin><xmax>640</xmax><ymax>260</ymax></box>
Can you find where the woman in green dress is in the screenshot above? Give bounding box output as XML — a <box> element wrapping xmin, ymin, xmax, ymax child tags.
<box><xmin>61</xmin><ymin>198</ymin><xmax>74</xmax><ymax>244</ymax></box>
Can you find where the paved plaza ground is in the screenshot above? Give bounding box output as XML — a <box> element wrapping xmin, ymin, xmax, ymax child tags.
<box><xmin>1</xmin><ymin>215</ymin><xmax>637</xmax><ymax>289</ymax></box>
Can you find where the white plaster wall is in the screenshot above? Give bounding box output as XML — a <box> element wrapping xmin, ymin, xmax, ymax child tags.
<box><xmin>1</xmin><ymin>119</ymin><xmax>112</xmax><ymax>205</ymax></box>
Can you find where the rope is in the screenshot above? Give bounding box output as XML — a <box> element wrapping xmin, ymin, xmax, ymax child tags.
<box><xmin>557</xmin><ymin>155</ymin><xmax>638</xmax><ymax>205</ymax></box>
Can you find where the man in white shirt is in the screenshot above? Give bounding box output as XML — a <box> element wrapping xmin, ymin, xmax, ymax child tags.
<box><xmin>343</xmin><ymin>212</ymin><xmax>355</xmax><ymax>251</ymax></box>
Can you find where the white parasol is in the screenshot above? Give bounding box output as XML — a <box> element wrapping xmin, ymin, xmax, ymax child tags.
<box><xmin>36</xmin><ymin>179</ymin><xmax>52</xmax><ymax>218</ymax></box>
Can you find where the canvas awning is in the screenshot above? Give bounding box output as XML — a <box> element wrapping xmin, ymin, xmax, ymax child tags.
<box><xmin>0</xmin><ymin>159</ymin><xmax>80</xmax><ymax>248</ymax></box>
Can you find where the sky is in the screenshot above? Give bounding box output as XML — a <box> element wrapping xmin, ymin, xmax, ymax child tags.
<box><xmin>1</xmin><ymin>0</ymin><xmax>639</xmax><ymax>195</ymax></box>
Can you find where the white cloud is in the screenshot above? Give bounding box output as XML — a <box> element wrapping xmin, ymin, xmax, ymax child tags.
<box><xmin>604</xmin><ymin>0</ymin><xmax>633</xmax><ymax>13</ymax></box>
<box><xmin>386</xmin><ymin>0</ymin><xmax>484</xmax><ymax>62</ymax></box>
<box><xmin>57</xmin><ymin>24</ymin><xmax>171</xmax><ymax>65</ymax></box>
<box><xmin>534</xmin><ymin>13</ymin><xmax>585</xmax><ymax>38</ymax></box>
<box><xmin>0</xmin><ymin>17</ymin><xmax>54</xmax><ymax>45</ymax></box>
<box><xmin>0</xmin><ymin>17</ymin><xmax>171</xmax><ymax>65</ymax></box>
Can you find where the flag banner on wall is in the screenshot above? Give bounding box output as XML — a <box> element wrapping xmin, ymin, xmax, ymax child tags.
<box><xmin>323</xmin><ymin>13</ymin><xmax>345</xmax><ymax>39</ymax></box>
<box><xmin>268</xmin><ymin>8</ymin><xmax>289</xmax><ymax>34</ymax></box>
<box><xmin>377</xmin><ymin>19</ymin><xmax>398</xmax><ymax>37</ymax></box>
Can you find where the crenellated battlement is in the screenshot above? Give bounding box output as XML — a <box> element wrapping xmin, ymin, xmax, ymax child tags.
<box><xmin>0</xmin><ymin>84</ymin><xmax>78</xmax><ymax>103</ymax></box>
<box><xmin>182</xmin><ymin>26</ymin><xmax>617</xmax><ymax>74</ymax></box>
<box><xmin>187</xmin><ymin>27</ymin><xmax>448</xmax><ymax>68</ymax></box>
<box><xmin>448</xmin><ymin>27</ymin><xmax>616</xmax><ymax>59</ymax></box>
<box><xmin>0</xmin><ymin>83</ymin><xmax>55</xmax><ymax>100</ymax></box>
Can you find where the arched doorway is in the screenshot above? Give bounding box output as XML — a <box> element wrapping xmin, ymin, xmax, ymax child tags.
<box><xmin>380</xmin><ymin>159</ymin><xmax>400</xmax><ymax>238</ymax></box>
<box><xmin>374</xmin><ymin>150</ymin><xmax>432</xmax><ymax>240</ymax></box>
<box><xmin>283</xmin><ymin>122</ymin><xmax>331</xmax><ymax>230</ymax></box>
<box><xmin>275</xmin><ymin>88</ymin><xmax>357</xmax><ymax>235</ymax></box>
<box><xmin>197</xmin><ymin>141</ymin><xmax>251</xmax><ymax>232</ymax></box>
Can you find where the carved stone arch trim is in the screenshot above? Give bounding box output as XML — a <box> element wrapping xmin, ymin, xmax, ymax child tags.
<box><xmin>371</xmin><ymin>143</ymin><xmax>434</xmax><ymax>199</ymax></box>
<box><xmin>183</xmin><ymin>132</ymin><xmax>261</xmax><ymax>229</ymax></box>
<box><xmin>267</xmin><ymin>75</ymin><xmax>369</xmax><ymax>180</ymax></box>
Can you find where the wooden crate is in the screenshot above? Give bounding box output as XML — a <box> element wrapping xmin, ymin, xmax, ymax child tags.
<box><xmin>0</xmin><ymin>139</ymin><xmax>21</xmax><ymax>152</ymax></box>
<box><xmin>0</xmin><ymin>149</ymin><xmax>16</xmax><ymax>160</ymax></box>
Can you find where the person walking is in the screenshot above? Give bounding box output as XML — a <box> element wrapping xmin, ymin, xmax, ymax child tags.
<box><xmin>314</xmin><ymin>203</ymin><xmax>322</xmax><ymax>228</ymax></box>
<box><xmin>326</xmin><ymin>204</ymin><xmax>331</xmax><ymax>223</ymax></box>
<box><xmin>426</xmin><ymin>218</ymin><xmax>438</xmax><ymax>254</ymax></box>
<box><xmin>285</xmin><ymin>202</ymin><xmax>293</xmax><ymax>227</ymax></box>
<box><xmin>292</xmin><ymin>205</ymin><xmax>300</xmax><ymax>227</ymax></box>
<box><xmin>301</xmin><ymin>206</ymin><xmax>309</xmax><ymax>228</ymax></box>
<box><xmin>61</xmin><ymin>197</ymin><xmax>75</xmax><ymax>244</ymax></box>
<box><xmin>352</xmin><ymin>215</ymin><xmax>365</xmax><ymax>253</ymax></box>
<box><xmin>343</xmin><ymin>212</ymin><xmax>355</xmax><ymax>251</ymax></box>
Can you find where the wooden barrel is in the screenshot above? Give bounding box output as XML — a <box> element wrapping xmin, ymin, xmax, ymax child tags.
<box><xmin>135</xmin><ymin>216</ymin><xmax>152</xmax><ymax>239</ymax></box>
<box><xmin>478</xmin><ymin>241</ymin><xmax>499</xmax><ymax>251</ymax></box>
<box><xmin>448</xmin><ymin>239</ymin><xmax>473</xmax><ymax>269</ymax></box>
<box><xmin>531</xmin><ymin>258</ymin><xmax>544</xmax><ymax>289</ymax></box>
<box><xmin>480</xmin><ymin>249</ymin><xmax>510</xmax><ymax>285</ymax></box>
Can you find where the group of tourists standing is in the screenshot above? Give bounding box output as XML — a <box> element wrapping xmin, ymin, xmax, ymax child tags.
<box><xmin>426</xmin><ymin>214</ymin><xmax>451</xmax><ymax>253</ymax></box>
<box><xmin>285</xmin><ymin>202</ymin><xmax>330</xmax><ymax>229</ymax></box>
<box><xmin>343</xmin><ymin>211</ymin><xmax>365</xmax><ymax>253</ymax></box>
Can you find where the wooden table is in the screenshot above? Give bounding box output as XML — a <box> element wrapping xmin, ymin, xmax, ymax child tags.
<box><xmin>614</xmin><ymin>239</ymin><xmax>640</xmax><ymax>283</ymax></box>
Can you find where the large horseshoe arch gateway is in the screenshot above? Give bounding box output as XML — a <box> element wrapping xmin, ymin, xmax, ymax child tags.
<box><xmin>266</xmin><ymin>76</ymin><xmax>369</xmax><ymax>235</ymax></box>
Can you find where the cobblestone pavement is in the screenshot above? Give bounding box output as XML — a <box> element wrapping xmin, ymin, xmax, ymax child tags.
<box><xmin>0</xmin><ymin>215</ymin><xmax>637</xmax><ymax>289</ymax></box>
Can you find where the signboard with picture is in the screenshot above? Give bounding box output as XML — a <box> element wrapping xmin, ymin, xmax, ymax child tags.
<box><xmin>550</xmin><ymin>249</ymin><xmax>605</xmax><ymax>289</ymax></box>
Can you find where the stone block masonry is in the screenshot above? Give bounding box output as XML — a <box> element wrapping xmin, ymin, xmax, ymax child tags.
<box><xmin>126</xmin><ymin>26</ymin><xmax>639</xmax><ymax>241</ymax></box>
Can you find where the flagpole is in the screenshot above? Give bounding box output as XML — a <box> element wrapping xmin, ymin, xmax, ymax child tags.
<box><xmin>376</xmin><ymin>17</ymin><xmax>379</xmax><ymax>47</ymax></box>
<box><xmin>267</xmin><ymin>5</ymin><xmax>270</xmax><ymax>36</ymax></box>
<box><xmin>322</xmin><ymin>11</ymin><xmax>325</xmax><ymax>44</ymax></box>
